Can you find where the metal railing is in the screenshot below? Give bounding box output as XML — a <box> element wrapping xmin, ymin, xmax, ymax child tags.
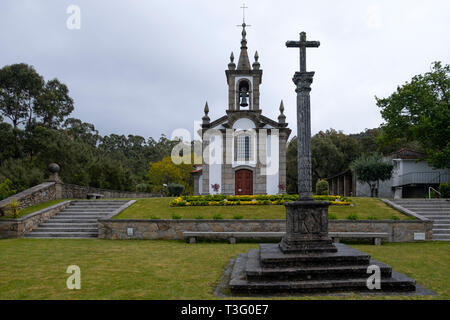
<box><xmin>395</xmin><ymin>172</ymin><xmax>450</xmax><ymax>187</ymax></box>
<box><xmin>429</xmin><ymin>187</ymin><xmax>441</xmax><ymax>199</ymax></box>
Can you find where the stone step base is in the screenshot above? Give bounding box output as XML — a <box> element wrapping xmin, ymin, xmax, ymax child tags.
<box><xmin>433</xmin><ymin>234</ymin><xmax>450</xmax><ymax>240</ymax></box>
<box><xmin>432</xmin><ymin>229</ymin><xmax>450</xmax><ymax>234</ymax></box>
<box><xmin>42</xmin><ymin>219</ymin><xmax>98</xmax><ymax>223</ymax></box>
<box><xmin>24</xmin><ymin>232</ymin><xmax>98</xmax><ymax>238</ymax></box>
<box><xmin>259</xmin><ymin>243</ymin><xmax>371</xmax><ymax>268</ymax></box>
<box><xmin>244</xmin><ymin>249</ymin><xmax>393</xmax><ymax>281</ymax></box>
<box><xmin>33</xmin><ymin>227</ymin><xmax>98</xmax><ymax>232</ymax></box>
<box><xmin>228</xmin><ymin>245</ymin><xmax>417</xmax><ymax>295</ymax></box>
<box><xmin>24</xmin><ymin>200</ymin><xmax>130</xmax><ymax>239</ymax></box>
<box><xmin>40</xmin><ymin>223</ymin><xmax>98</xmax><ymax>228</ymax></box>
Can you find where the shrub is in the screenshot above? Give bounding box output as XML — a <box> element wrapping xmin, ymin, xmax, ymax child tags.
<box><xmin>135</xmin><ymin>183</ymin><xmax>150</xmax><ymax>193</ymax></box>
<box><xmin>6</xmin><ymin>198</ymin><xmax>20</xmax><ymax>218</ymax></box>
<box><xmin>316</xmin><ymin>179</ymin><xmax>329</xmax><ymax>195</ymax></box>
<box><xmin>233</xmin><ymin>214</ymin><xmax>244</xmax><ymax>220</ymax></box>
<box><xmin>150</xmin><ymin>215</ymin><xmax>160</xmax><ymax>220</ymax></box>
<box><xmin>195</xmin><ymin>215</ymin><xmax>205</xmax><ymax>220</ymax></box>
<box><xmin>391</xmin><ymin>215</ymin><xmax>400</xmax><ymax>220</ymax></box>
<box><xmin>168</xmin><ymin>183</ymin><xmax>185</xmax><ymax>197</ymax></box>
<box><xmin>346</xmin><ymin>213</ymin><xmax>359</xmax><ymax>220</ymax></box>
<box><xmin>171</xmin><ymin>214</ymin><xmax>182</xmax><ymax>220</ymax></box>
<box><xmin>212</xmin><ymin>213</ymin><xmax>223</xmax><ymax>220</ymax></box>
<box><xmin>439</xmin><ymin>183</ymin><xmax>450</xmax><ymax>198</ymax></box>
<box><xmin>328</xmin><ymin>213</ymin><xmax>338</xmax><ymax>220</ymax></box>
<box><xmin>0</xmin><ymin>178</ymin><xmax>16</xmax><ymax>201</ymax></box>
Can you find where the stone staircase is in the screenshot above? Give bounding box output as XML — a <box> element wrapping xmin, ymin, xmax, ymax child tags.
<box><xmin>25</xmin><ymin>200</ymin><xmax>129</xmax><ymax>239</ymax></box>
<box><xmin>393</xmin><ymin>199</ymin><xmax>450</xmax><ymax>241</ymax></box>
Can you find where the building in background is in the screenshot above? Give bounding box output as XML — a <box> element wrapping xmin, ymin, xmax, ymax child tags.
<box><xmin>327</xmin><ymin>148</ymin><xmax>450</xmax><ymax>199</ymax></box>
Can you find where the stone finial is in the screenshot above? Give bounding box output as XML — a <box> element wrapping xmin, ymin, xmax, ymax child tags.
<box><xmin>47</xmin><ymin>163</ymin><xmax>62</xmax><ymax>183</ymax></box>
<box><xmin>252</xmin><ymin>51</ymin><xmax>260</xmax><ymax>70</ymax></box>
<box><xmin>228</xmin><ymin>51</ymin><xmax>236</xmax><ymax>70</ymax></box>
<box><xmin>237</xmin><ymin>23</ymin><xmax>251</xmax><ymax>70</ymax></box>
<box><xmin>278</xmin><ymin>100</ymin><xmax>286</xmax><ymax>124</ymax></box>
<box><xmin>202</xmin><ymin>101</ymin><xmax>210</xmax><ymax>125</ymax></box>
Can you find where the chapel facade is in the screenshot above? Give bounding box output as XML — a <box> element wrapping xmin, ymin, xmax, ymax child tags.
<box><xmin>192</xmin><ymin>23</ymin><xmax>291</xmax><ymax>195</ymax></box>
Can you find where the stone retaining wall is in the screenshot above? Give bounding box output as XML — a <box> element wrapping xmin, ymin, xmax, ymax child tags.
<box><xmin>60</xmin><ymin>183</ymin><xmax>156</xmax><ymax>200</ymax></box>
<box><xmin>0</xmin><ymin>201</ymin><xmax>71</xmax><ymax>239</ymax></box>
<box><xmin>98</xmin><ymin>219</ymin><xmax>433</xmax><ymax>242</ymax></box>
<box><xmin>0</xmin><ymin>182</ymin><xmax>57</xmax><ymax>213</ymax></box>
<box><xmin>0</xmin><ymin>182</ymin><xmax>156</xmax><ymax>214</ymax></box>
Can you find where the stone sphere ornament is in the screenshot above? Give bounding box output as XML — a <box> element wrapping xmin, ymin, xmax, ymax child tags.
<box><xmin>48</xmin><ymin>163</ymin><xmax>60</xmax><ymax>174</ymax></box>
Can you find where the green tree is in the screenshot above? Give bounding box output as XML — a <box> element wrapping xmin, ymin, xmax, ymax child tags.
<box><xmin>0</xmin><ymin>63</ymin><xmax>44</xmax><ymax>130</ymax></box>
<box><xmin>147</xmin><ymin>156</ymin><xmax>193</xmax><ymax>195</ymax></box>
<box><xmin>377</xmin><ymin>62</ymin><xmax>450</xmax><ymax>168</ymax></box>
<box><xmin>350</xmin><ymin>153</ymin><xmax>393</xmax><ymax>197</ymax></box>
<box><xmin>35</xmin><ymin>79</ymin><xmax>74</xmax><ymax>128</ymax></box>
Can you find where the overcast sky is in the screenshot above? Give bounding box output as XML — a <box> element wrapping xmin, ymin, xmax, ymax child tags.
<box><xmin>1</xmin><ymin>0</ymin><xmax>449</xmax><ymax>140</ymax></box>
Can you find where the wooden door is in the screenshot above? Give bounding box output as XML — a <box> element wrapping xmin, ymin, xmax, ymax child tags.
<box><xmin>235</xmin><ymin>169</ymin><xmax>253</xmax><ymax>195</ymax></box>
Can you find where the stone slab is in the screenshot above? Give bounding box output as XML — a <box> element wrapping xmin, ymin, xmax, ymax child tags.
<box><xmin>245</xmin><ymin>249</ymin><xmax>393</xmax><ymax>281</ymax></box>
<box><xmin>229</xmin><ymin>246</ymin><xmax>420</xmax><ymax>295</ymax></box>
<box><xmin>259</xmin><ymin>243</ymin><xmax>371</xmax><ymax>268</ymax></box>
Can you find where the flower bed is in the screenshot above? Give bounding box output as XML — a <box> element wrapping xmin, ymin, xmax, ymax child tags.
<box><xmin>169</xmin><ymin>194</ymin><xmax>352</xmax><ymax>207</ymax></box>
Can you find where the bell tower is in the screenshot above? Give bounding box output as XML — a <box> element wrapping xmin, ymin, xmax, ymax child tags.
<box><xmin>225</xmin><ymin>22</ymin><xmax>263</xmax><ymax>112</ymax></box>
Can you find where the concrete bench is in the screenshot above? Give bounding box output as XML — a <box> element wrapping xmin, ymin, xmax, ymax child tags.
<box><xmin>86</xmin><ymin>193</ymin><xmax>104</xmax><ymax>199</ymax></box>
<box><xmin>329</xmin><ymin>232</ymin><xmax>389</xmax><ymax>245</ymax></box>
<box><xmin>183</xmin><ymin>232</ymin><xmax>284</xmax><ymax>244</ymax></box>
<box><xmin>183</xmin><ymin>231</ymin><xmax>389</xmax><ymax>245</ymax></box>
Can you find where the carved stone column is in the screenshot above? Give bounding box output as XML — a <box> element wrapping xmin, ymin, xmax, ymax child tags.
<box><xmin>279</xmin><ymin>70</ymin><xmax>336</xmax><ymax>254</ymax></box>
<box><xmin>293</xmin><ymin>72</ymin><xmax>315</xmax><ymax>200</ymax></box>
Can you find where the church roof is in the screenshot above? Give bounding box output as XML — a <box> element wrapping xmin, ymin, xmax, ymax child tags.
<box><xmin>206</xmin><ymin>111</ymin><xmax>289</xmax><ymax>131</ymax></box>
<box><xmin>388</xmin><ymin>148</ymin><xmax>427</xmax><ymax>160</ymax></box>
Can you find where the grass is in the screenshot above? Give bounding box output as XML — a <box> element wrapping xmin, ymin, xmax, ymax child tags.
<box><xmin>0</xmin><ymin>199</ymin><xmax>67</xmax><ymax>219</ymax></box>
<box><xmin>114</xmin><ymin>197</ymin><xmax>410</xmax><ymax>220</ymax></box>
<box><xmin>0</xmin><ymin>239</ymin><xmax>447</xmax><ymax>299</ymax></box>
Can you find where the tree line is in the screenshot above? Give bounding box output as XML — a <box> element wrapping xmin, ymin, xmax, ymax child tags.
<box><xmin>1</xmin><ymin>62</ymin><xmax>448</xmax><ymax>198</ymax></box>
<box><xmin>0</xmin><ymin>63</ymin><xmax>179</xmax><ymax>197</ymax></box>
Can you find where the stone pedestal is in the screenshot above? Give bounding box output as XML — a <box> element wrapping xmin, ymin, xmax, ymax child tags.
<box><xmin>279</xmin><ymin>201</ymin><xmax>336</xmax><ymax>254</ymax></box>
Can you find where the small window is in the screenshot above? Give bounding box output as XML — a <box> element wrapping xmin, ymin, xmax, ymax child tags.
<box><xmin>237</xmin><ymin>135</ymin><xmax>251</xmax><ymax>161</ymax></box>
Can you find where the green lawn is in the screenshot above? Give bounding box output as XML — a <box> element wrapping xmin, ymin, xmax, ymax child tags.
<box><xmin>114</xmin><ymin>197</ymin><xmax>410</xmax><ymax>220</ymax></box>
<box><xmin>0</xmin><ymin>199</ymin><xmax>67</xmax><ymax>219</ymax></box>
<box><xmin>0</xmin><ymin>239</ymin><xmax>447</xmax><ymax>299</ymax></box>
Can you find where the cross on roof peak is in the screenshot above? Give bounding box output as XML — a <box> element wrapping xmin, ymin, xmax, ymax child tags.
<box><xmin>236</xmin><ymin>4</ymin><xmax>251</xmax><ymax>28</ymax></box>
<box><xmin>241</xmin><ymin>3</ymin><xmax>248</xmax><ymax>24</ymax></box>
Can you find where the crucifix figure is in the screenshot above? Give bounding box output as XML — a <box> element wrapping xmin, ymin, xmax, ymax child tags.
<box><xmin>286</xmin><ymin>32</ymin><xmax>320</xmax><ymax>73</ymax></box>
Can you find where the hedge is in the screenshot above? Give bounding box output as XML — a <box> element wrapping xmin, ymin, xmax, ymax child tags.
<box><xmin>169</xmin><ymin>194</ymin><xmax>352</xmax><ymax>207</ymax></box>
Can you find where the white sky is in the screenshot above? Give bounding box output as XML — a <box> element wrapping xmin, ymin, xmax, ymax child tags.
<box><xmin>1</xmin><ymin>0</ymin><xmax>449</xmax><ymax>139</ymax></box>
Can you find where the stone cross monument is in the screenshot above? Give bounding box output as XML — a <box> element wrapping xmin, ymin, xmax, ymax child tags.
<box><xmin>286</xmin><ymin>32</ymin><xmax>319</xmax><ymax>200</ymax></box>
<box><xmin>226</xmin><ymin>30</ymin><xmax>419</xmax><ymax>297</ymax></box>
<box><xmin>279</xmin><ymin>32</ymin><xmax>336</xmax><ymax>253</ymax></box>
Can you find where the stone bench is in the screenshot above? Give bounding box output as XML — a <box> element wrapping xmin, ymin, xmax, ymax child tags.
<box><xmin>328</xmin><ymin>232</ymin><xmax>389</xmax><ymax>246</ymax></box>
<box><xmin>86</xmin><ymin>193</ymin><xmax>104</xmax><ymax>199</ymax></box>
<box><xmin>183</xmin><ymin>232</ymin><xmax>284</xmax><ymax>244</ymax></box>
<box><xmin>183</xmin><ymin>231</ymin><xmax>389</xmax><ymax>245</ymax></box>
